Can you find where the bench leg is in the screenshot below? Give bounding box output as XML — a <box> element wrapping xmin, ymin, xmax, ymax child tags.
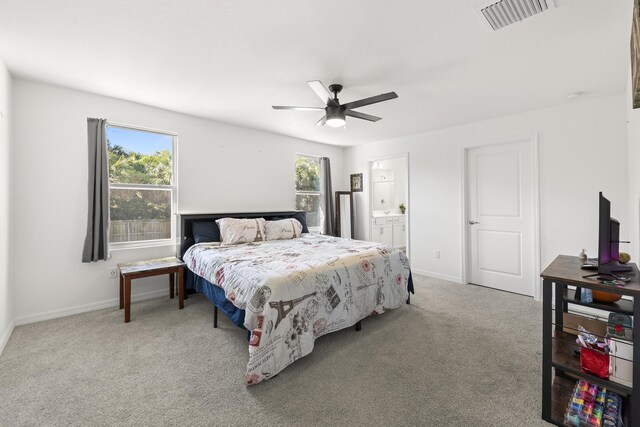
<box><xmin>355</xmin><ymin>321</ymin><xmax>361</xmax><ymax>331</ymax></box>
<box><xmin>124</xmin><ymin>276</ymin><xmax>132</xmax><ymax>323</ymax></box>
<box><xmin>178</xmin><ymin>267</ymin><xmax>184</xmax><ymax>309</ymax></box>
<box><xmin>213</xmin><ymin>306</ymin><xmax>218</xmax><ymax>328</ymax></box>
<box><xmin>119</xmin><ymin>273</ymin><xmax>124</xmax><ymax>309</ymax></box>
<box><xmin>169</xmin><ymin>273</ymin><xmax>175</xmax><ymax>299</ymax></box>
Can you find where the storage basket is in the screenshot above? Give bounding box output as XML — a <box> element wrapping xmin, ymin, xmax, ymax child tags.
<box><xmin>607</xmin><ymin>313</ymin><xmax>633</xmax><ymax>342</ymax></box>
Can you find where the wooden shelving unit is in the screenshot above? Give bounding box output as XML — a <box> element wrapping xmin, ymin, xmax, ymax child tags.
<box><xmin>541</xmin><ymin>255</ymin><xmax>639</xmax><ymax>426</ymax></box>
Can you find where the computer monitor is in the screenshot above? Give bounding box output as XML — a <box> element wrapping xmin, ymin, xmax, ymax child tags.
<box><xmin>598</xmin><ymin>192</ymin><xmax>632</xmax><ymax>275</ymax></box>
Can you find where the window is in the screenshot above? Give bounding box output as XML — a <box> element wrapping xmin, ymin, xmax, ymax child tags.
<box><xmin>295</xmin><ymin>154</ymin><xmax>324</xmax><ymax>232</ymax></box>
<box><xmin>106</xmin><ymin>124</ymin><xmax>177</xmax><ymax>245</ymax></box>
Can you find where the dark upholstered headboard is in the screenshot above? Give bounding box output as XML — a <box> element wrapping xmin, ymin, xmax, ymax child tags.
<box><xmin>178</xmin><ymin>211</ymin><xmax>308</xmax><ymax>260</ymax></box>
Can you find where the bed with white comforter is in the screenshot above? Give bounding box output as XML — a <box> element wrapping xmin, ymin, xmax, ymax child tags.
<box><xmin>183</xmin><ymin>233</ymin><xmax>411</xmax><ymax>385</ymax></box>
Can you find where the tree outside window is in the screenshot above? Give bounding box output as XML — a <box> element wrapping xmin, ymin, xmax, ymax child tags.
<box><xmin>295</xmin><ymin>155</ymin><xmax>324</xmax><ymax>232</ymax></box>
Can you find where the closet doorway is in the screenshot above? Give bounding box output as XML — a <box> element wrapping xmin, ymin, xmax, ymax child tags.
<box><xmin>368</xmin><ymin>154</ymin><xmax>410</xmax><ymax>257</ymax></box>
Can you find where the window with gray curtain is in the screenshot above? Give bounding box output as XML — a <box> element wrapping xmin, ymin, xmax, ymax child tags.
<box><xmin>294</xmin><ymin>154</ymin><xmax>333</xmax><ymax>235</ymax></box>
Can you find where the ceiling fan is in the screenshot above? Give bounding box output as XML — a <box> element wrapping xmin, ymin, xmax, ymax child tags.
<box><xmin>272</xmin><ymin>80</ymin><xmax>398</xmax><ymax>128</ymax></box>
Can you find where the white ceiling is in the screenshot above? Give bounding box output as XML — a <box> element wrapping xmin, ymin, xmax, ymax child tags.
<box><xmin>0</xmin><ymin>0</ymin><xmax>633</xmax><ymax>146</ymax></box>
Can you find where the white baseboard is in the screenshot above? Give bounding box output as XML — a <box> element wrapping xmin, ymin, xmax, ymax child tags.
<box><xmin>0</xmin><ymin>320</ymin><xmax>15</xmax><ymax>356</ymax></box>
<box><xmin>14</xmin><ymin>289</ymin><xmax>169</xmax><ymax>326</ymax></box>
<box><xmin>411</xmin><ymin>268</ymin><xmax>462</xmax><ymax>284</ymax></box>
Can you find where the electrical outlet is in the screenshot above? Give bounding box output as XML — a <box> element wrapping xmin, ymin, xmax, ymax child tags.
<box><xmin>434</xmin><ymin>250</ymin><xmax>440</xmax><ymax>259</ymax></box>
<box><xmin>108</xmin><ymin>267</ymin><xmax>118</xmax><ymax>279</ymax></box>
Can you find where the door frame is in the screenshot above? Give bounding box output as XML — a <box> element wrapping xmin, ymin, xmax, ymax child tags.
<box><xmin>368</xmin><ymin>152</ymin><xmax>410</xmax><ymax>258</ymax></box>
<box><xmin>460</xmin><ymin>134</ymin><xmax>541</xmax><ymax>300</ymax></box>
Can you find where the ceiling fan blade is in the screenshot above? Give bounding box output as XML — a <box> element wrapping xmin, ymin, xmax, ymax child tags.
<box><xmin>272</xmin><ymin>106</ymin><xmax>325</xmax><ymax>111</ymax></box>
<box><xmin>345</xmin><ymin>110</ymin><xmax>382</xmax><ymax>122</ymax></box>
<box><xmin>315</xmin><ymin>116</ymin><xmax>327</xmax><ymax>127</ymax></box>
<box><xmin>307</xmin><ymin>80</ymin><xmax>338</xmax><ymax>106</ymax></box>
<box><xmin>342</xmin><ymin>92</ymin><xmax>398</xmax><ymax>111</ymax></box>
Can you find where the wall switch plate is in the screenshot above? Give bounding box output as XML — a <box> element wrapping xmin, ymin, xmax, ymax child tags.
<box><xmin>434</xmin><ymin>250</ymin><xmax>440</xmax><ymax>259</ymax></box>
<box><xmin>108</xmin><ymin>267</ymin><xmax>118</xmax><ymax>279</ymax></box>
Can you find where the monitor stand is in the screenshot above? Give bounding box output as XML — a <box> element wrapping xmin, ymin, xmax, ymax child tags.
<box><xmin>599</xmin><ymin>261</ymin><xmax>633</xmax><ymax>275</ymax></box>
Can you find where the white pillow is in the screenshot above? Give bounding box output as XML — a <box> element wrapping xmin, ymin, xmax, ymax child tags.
<box><xmin>216</xmin><ymin>218</ymin><xmax>266</xmax><ymax>245</ymax></box>
<box><xmin>265</xmin><ymin>219</ymin><xmax>303</xmax><ymax>241</ymax></box>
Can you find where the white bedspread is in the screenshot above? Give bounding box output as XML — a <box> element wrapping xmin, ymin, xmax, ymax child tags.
<box><xmin>183</xmin><ymin>234</ymin><xmax>411</xmax><ymax>385</ymax></box>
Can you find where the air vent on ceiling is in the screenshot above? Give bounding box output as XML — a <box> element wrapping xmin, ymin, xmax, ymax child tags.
<box><xmin>479</xmin><ymin>0</ymin><xmax>555</xmax><ymax>31</ymax></box>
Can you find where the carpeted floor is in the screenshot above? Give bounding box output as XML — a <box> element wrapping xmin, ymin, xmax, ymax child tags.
<box><xmin>0</xmin><ymin>275</ymin><xmax>550</xmax><ymax>426</ymax></box>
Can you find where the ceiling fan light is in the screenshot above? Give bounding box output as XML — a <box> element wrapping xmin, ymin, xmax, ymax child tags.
<box><xmin>326</xmin><ymin>117</ymin><xmax>346</xmax><ymax>127</ymax></box>
<box><xmin>325</xmin><ymin>106</ymin><xmax>345</xmax><ymax>128</ymax></box>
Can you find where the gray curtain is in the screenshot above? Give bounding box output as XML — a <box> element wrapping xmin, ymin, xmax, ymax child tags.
<box><xmin>82</xmin><ymin>118</ymin><xmax>109</xmax><ymax>262</ymax></box>
<box><xmin>320</xmin><ymin>157</ymin><xmax>334</xmax><ymax>235</ymax></box>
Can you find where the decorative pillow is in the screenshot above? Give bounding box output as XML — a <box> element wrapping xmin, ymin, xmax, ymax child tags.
<box><xmin>265</xmin><ymin>219</ymin><xmax>303</xmax><ymax>241</ymax></box>
<box><xmin>216</xmin><ymin>218</ymin><xmax>266</xmax><ymax>245</ymax></box>
<box><xmin>292</xmin><ymin>211</ymin><xmax>309</xmax><ymax>233</ymax></box>
<box><xmin>192</xmin><ymin>221</ymin><xmax>221</xmax><ymax>244</ymax></box>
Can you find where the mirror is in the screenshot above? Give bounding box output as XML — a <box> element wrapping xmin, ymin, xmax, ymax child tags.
<box><xmin>334</xmin><ymin>191</ymin><xmax>354</xmax><ymax>238</ymax></box>
<box><xmin>373</xmin><ymin>182</ymin><xmax>395</xmax><ymax>212</ymax></box>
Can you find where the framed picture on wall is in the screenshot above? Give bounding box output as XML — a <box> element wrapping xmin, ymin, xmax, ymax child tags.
<box><xmin>350</xmin><ymin>173</ymin><xmax>363</xmax><ymax>192</ymax></box>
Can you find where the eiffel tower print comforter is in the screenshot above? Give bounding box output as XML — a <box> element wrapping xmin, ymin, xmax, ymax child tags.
<box><xmin>183</xmin><ymin>233</ymin><xmax>412</xmax><ymax>385</ymax></box>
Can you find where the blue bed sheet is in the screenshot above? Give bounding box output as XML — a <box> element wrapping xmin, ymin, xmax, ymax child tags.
<box><xmin>186</xmin><ymin>269</ymin><xmax>414</xmax><ymax>330</ymax></box>
<box><xmin>185</xmin><ymin>269</ymin><xmax>246</xmax><ymax>329</ymax></box>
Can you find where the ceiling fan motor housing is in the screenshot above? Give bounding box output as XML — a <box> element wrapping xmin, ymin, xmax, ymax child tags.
<box><xmin>325</xmin><ymin>104</ymin><xmax>346</xmax><ymax>127</ymax></box>
<box><xmin>326</xmin><ymin>104</ymin><xmax>344</xmax><ymax>118</ymax></box>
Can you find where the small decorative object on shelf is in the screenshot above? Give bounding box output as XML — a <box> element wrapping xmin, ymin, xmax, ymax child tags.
<box><xmin>580</xmin><ymin>287</ymin><xmax>593</xmax><ymax>303</ymax></box>
<box><xmin>399</xmin><ymin>203</ymin><xmax>406</xmax><ymax>214</ymax></box>
<box><xmin>579</xmin><ymin>249</ymin><xmax>588</xmax><ymax>263</ymax></box>
<box><xmin>592</xmin><ymin>289</ymin><xmax>622</xmax><ymax>303</ymax></box>
<box><xmin>619</xmin><ymin>251</ymin><xmax>631</xmax><ymax>264</ymax></box>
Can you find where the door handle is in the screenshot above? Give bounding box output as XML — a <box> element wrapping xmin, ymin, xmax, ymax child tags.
<box><xmin>468</xmin><ymin>220</ymin><xmax>479</xmax><ymax>225</ymax></box>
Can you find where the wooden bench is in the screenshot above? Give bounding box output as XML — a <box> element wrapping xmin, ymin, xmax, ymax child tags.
<box><xmin>118</xmin><ymin>257</ymin><xmax>185</xmax><ymax>323</ymax></box>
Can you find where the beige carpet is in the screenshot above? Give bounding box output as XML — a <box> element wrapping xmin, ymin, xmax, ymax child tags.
<box><xmin>0</xmin><ymin>275</ymin><xmax>550</xmax><ymax>426</ymax></box>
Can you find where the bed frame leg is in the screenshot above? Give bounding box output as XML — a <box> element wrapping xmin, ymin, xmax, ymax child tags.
<box><xmin>406</xmin><ymin>293</ymin><xmax>411</xmax><ymax>305</ymax></box>
<box><xmin>355</xmin><ymin>321</ymin><xmax>361</xmax><ymax>332</ymax></box>
<box><xmin>213</xmin><ymin>306</ymin><xmax>218</xmax><ymax>328</ymax></box>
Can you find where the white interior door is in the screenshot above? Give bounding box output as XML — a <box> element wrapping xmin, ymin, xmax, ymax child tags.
<box><xmin>467</xmin><ymin>140</ymin><xmax>535</xmax><ymax>296</ymax></box>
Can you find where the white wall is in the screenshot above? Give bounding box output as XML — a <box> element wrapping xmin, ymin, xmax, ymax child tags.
<box><xmin>0</xmin><ymin>59</ymin><xmax>13</xmax><ymax>352</ymax></box>
<box><xmin>12</xmin><ymin>79</ymin><xmax>345</xmax><ymax>324</ymax></box>
<box><xmin>345</xmin><ymin>94</ymin><xmax>629</xmax><ymax>283</ymax></box>
<box><xmin>7</xmin><ymin>77</ymin><xmax>631</xmax><ymax>323</ymax></box>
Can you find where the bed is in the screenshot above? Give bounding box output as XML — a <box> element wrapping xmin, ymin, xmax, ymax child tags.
<box><xmin>179</xmin><ymin>211</ymin><xmax>414</xmax><ymax>385</ymax></box>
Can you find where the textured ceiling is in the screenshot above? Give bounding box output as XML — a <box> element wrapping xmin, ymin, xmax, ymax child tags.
<box><xmin>0</xmin><ymin>0</ymin><xmax>633</xmax><ymax>146</ymax></box>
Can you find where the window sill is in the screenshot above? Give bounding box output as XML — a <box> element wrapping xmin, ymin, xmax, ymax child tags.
<box><xmin>109</xmin><ymin>239</ymin><xmax>179</xmax><ymax>252</ymax></box>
